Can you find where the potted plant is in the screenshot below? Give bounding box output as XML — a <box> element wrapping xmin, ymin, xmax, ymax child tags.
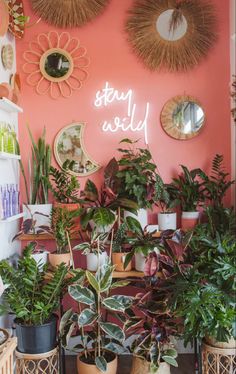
<box><xmin>123</xmin><ymin>216</ymin><xmax>160</xmax><ymax>272</ymax></box>
<box><xmin>59</xmin><ymin>261</ymin><xmax>132</xmax><ymax>373</ymax></box>
<box><xmin>154</xmin><ymin>174</ymin><xmax>177</xmax><ymax>231</ymax></box>
<box><xmin>19</xmin><ymin>126</ymin><xmax>52</xmax><ymax>228</ymax></box>
<box><xmin>168</xmin><ymin>165</ymin><xmax>204</xmax><ymax>230</ymax></box>
<box><xmin>73</xmin><ymin>228</ymin><xmax>108</xmax><ymax>271</ymax></box>
<box><xmin>112</xmin><ymin>221</ymin><xmax>132</xmax><ymax>272</ymax></box>
<box><xmin>0</xmin><ymin>243</ymin><xmax>68</xmax><ymax>354</ymax></box>
<box><xmin>116</xmin><ymin>139</ymin><xmax>158</xmax><ymax>228</ymax></box>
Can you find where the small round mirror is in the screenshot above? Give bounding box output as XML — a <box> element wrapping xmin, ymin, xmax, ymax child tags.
<box><xmin>161</xmin><ymin>95</ymin><xmax>205</xmax><ymax>140</ymax></box>
<box><xmin>44</xmin><ymin>52</ymin><xmax>70</xmax><ymax>78</ymax></box>
<box><xmin>156</xmin><ymin>9</ymin><xmax>188</xmax><ymax>41</ymax></box>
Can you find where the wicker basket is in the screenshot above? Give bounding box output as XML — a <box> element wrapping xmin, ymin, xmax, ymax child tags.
<box><xmin>16</xmin><ymin>347</ymin><xmax>59</xmax><ymax>374</ymax></box>
<box><xmin>0</xmin><ymin>328</ymin><xmax>10</xmax><ymax>353</ymax></box>
<box><xmin>202</xmin><ymin>342</ymin><xmax>236</xmax><ymax>374</ymax></box>
<box><xmin>0</xmin><ymin>337</ymin><xmax>17</xmax><ymax>374</ymax></box>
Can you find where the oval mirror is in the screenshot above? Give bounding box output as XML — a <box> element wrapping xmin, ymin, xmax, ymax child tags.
<box><xmin>161</xmin><ymin>95</ymin><xmax>205</xmax><ymax>140</ymax></box>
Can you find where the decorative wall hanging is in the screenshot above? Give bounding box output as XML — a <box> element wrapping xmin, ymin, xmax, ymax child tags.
<box><xmin>54</xmin><ymin>123</ymin><xmax>100</xmax><ymax>177</ymax></box>
<box><xmin>126</xmin><ymin>0</ymin><xmax>217</xmax><ymax>72</ymax></box>
<box><xmin>7</xmin><ymin>0</ymin><xmax>25</xmax><ymax>39</ymax></box>
<box><xmin>161</xmin><ymin>95</ymin><xmax>205</xmax><ymax>140</ymax></box>
<box><xmin>30</xmin><ymin>0</ymin><xmax>110</xmax><ymax>28</ymax></box>
<box><xmin>0</xmin><ymin>0</ymin><xmax>9</xmax><ymax>36</ymax></box>
<box><xmin>23</xmin><ymin>31</ymin><xmax>89</xmax><ymax>99</ymax></box>
<box><xmin>1</xmin><ymin>44</ymin><xmax>14</xmax><ymax>70</ymax></box>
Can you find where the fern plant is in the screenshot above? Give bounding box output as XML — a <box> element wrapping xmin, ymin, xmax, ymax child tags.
<box><xmin>0</xmin><ymin>243</ymin><xmax>68</xmax><ymax>325</ymax></box>
<box><xmin>49</xmin><ymin>160</ymin><xmax>80</xmax><ymax>203</ymax></box>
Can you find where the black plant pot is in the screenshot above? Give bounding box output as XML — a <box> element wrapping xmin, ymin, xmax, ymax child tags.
<box><xmin>15</xmin><ymin>315</ymin><xmax>58</xmax><ymax>354</ymax></box>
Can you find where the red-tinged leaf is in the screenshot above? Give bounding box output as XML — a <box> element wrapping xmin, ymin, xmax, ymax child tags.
<box><xmin>162</xmin><ymin>269</ymin><xmax>171</xmax><ymax>279</ymax></box>
<box><xmin>166</xmin><ymin>239</ymin><xmax>185</xmax><ymax>261</ymax></box>
<box><xmin>144</xmin><ymin>253</ymin><xmax>159</xmax><ymax>276</ymax></box>
<box><xmin>159</xmin><ymin>254</ymin><xmax>174</xmax><ymax>267</ymax></box>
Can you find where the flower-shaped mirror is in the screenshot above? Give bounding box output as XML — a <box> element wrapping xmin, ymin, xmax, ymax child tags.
<box><xmin>126</xmin><ymin>0</ymin><xmax>217</xmax><ymax>72</ymax></box>
<box><xmin>23</xmin><ymin>31</ymin><xmax>89</xmax><ymax>99</ymax></box>
<box><xmin>54</xmin><ymin>123</ymin><xmax>100</xmax><ymax>177</ymax></box>
<box><xmin>161</xmin><ymin>95</ymin><xmax>205</xmax><ymax>140</ymax></box>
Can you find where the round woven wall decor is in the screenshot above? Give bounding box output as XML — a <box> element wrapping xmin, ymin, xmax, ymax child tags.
<box><xmin>126</xmin><ymin>0</ymin><xmax>218</xmax><ymax>72</ymax></box>
<box><xmin>30</xmin><ymin>0</ymin><xmax>110</xmax><ymax>28</ymax></box>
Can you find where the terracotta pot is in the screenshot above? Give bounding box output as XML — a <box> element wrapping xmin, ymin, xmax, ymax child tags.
<box><xmin>48</xmin><ymin>252</ymin><xmax>71</xmax><ymax>268</ymax></box>
<box><xmin>130</xmin><ymin>356</ymin><xmax>170</xmax><ymax>374</ymax></box>
<box><xmin>0</xmin><ymin>83</ymin><xmax>12</xmax><ymax>100</ymax></box>
<box><xmin>181</xmin><ymin>211</ymin><xmax>199</xmax><ymax>230</ymax></box>
<box><xmin>53</xmin><ymin>202</ymin><xmax>80</xmax><ymax>230</ymax></box>
<box><xmin>77</xmin><ymin>352</ymin><xmax>117</xmax><ymax>374</ymax></box>
<box><xmin>112</xmin><ymin>252</ymin><xmax>132</xmax><ymax>272</ymax></box>
<box><xmin>205</xmin><ymin>335</ymin><xmax>236</xmax><ymax>349</ymax></box>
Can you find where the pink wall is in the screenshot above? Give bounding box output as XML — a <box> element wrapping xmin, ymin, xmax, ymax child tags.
<box><xmin>16</xmin><ymin>0</ymin><xmax>231</xmax><ymax>202</ymax></box>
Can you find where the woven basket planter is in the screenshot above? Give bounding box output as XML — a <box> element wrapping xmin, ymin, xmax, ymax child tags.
<box><xmin>202</xmin><ymin>342</ymin><xmax>236</xmax><ymax>374</ymax></box>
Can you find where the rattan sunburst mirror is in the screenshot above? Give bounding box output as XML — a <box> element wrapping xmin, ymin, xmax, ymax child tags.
<box><xmin>126</xmin><ymin>0</ymin><xmax>218</xmax><ymax>72</ymax></box>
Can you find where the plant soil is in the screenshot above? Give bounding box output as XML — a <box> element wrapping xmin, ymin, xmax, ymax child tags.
<box><xmin>80</xmin><ymin>351</ymin><xmax>116</xmax><ymax>365</ymax></box>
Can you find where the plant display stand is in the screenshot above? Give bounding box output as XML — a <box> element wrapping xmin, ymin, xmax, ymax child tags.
<box><xmin>202</xmin><ymin>342</ymin><xmax>236</xmax><ymax>374</ymax></box>
<box><xmin>16</xmin><ymin>347</ymin><xmax>59</xmax><ymax>374</ymax></box>
<box><xmin>0</xmin><ymin>337</ymin><xmax>17</xmax><ymax>374</ymax></box>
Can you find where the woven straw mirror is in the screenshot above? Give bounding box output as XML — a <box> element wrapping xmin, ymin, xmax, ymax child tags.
<box><xmin>126</xmin><ymin>0</ymin><xmax>217</xmax><ymax>72</ymax></box>
<box><xmin>30</xmin><ymin>0</ymin><xmax>110</xmax><ymax>28</ymax></box>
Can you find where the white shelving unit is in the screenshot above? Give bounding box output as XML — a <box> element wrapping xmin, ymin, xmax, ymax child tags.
<box><xmin>0</xmin><ymin>152</ymin><xmax>21</xmax><ymax>160</ymax></box>
<box><xmin>0</xmin><ymin>97</ymin><xmax>23</xmax><ymax>113</ymax></box>
<box><xmin>0</xmin><ymin>212</ymin><xmax>24</xmax><ymax>223</ymax></box>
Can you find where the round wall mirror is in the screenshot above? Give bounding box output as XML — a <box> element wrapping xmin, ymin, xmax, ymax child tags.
<box><xmin>156</xmin><ymin>9</ymin><xmax>188</xmax><ymax>41</ymax></box>
<box><xmin>44</xmin><ymin>52</ymin><xmax>70</xmax><ymax>79</ymax></box>
<box><xmin>161</xmin><ymin>95</ymin><xmax>205</xmax><ymax>140</ymax></box>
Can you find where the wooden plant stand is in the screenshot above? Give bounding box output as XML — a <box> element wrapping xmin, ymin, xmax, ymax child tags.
<box><xmin>202</xmin><ymin>342</ymin><xmax>236</xmax><ymax>374</ymax></box>
<box><xmin>16</xmin><ymin>347</ymin><xmax>59</xmax><ymax>374</ymax></box>
<box><xmin>0</xmin><ymin>337</ymin><xmax>17</xmax><ymax>374</ymax></box>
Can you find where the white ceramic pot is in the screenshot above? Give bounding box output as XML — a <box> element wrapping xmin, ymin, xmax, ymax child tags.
<box><xmin>124</xmin><ymin>209</ymin><xmax>148</xmax><ymax>230</ymax></box>
<box><xmin>31</xmin><ymin>251</ymin><xmax>48</xmax><ymax>272</ymax></box>
<box><xmin>158</xmin><ymin>212</ymin><xmax>177</xmax><ymax>231</ymax></box>
<box><xmin>181</xmin><ymin>211</ymin><xmax>199</xmax><ymax>230</ymax></box>
<box><xmin>86</xmin><ymin>252</ymin><xmax>108</xmax><ymax>272</ymax></box>
<box><xmin>135</xmin><ymin>252</ymin><xmax>146</xmax><ymax>272</ymax></box>
<box><xmin>23</xmin><ymin>204</ymin><xmax>52</xmax><ymax>228</ymax></box>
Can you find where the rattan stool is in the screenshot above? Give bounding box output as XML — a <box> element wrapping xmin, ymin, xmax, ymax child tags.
<box><xmin>202</xmin><ymin>342</ymin><xmax>236</xmax><ymax>374</ymax></box>
<box><xmin>16</xmin><ymin>347</ymin><xmax>59</xmax><ymax>374</ymax></box>
<box><xmin>0</xmin><ymin>337</ymin><xmax>17</xmax><ymax>374</ymax></box>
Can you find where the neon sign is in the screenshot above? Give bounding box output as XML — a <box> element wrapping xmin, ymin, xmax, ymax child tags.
<box><xmin>94</xmin><ymin>82</ymin><xmax>150</xmax><ymax>144</ymax></box>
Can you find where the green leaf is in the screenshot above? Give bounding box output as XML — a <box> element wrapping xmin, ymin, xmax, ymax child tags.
<box><xmin>68</xmin><ymin>284</ymin><xmax>95</xmax><ymax>305</ymax></box>
<box><xmin>162</xmin><ymin>356</ymin><xmax>178</xmax><ymax>367</ymax></box>
<box><xmin>100</xmin><ymin>322</ymin><xmax>125</xmax><ymax>342</ymax></box>
<box><xmin>99</xmin><ymin>264</ymin><xmax>115</xmax><ymax>292</ymax></box>
<box><xmin>105</xmin><ymin>342</ymin><xmax>127</xmax><ymax>354</ymax></box>
<box><xmin>110</xmin><ymin>280</ymin><xmax>130</xmax><ymax>289</ymax></box>
<box><xmin>86</xmin><ymin>270</ymin><xmax>100</xmax><ymax>292</ymax></box>
<box><xmin>78</xmin><ymin>309</ymin><xmax>97</xmax><ymax>326</ymax></box>
<box><xmin>123</xmin><ymin>250</ymin><xmax>134</xmax><ymax>270</ymax></box>
<box><xmin>163</xmin><ymin>349</ymin><xmax>178</xmax><ymax>358</ymax></box>
<box><xmin>103</xmin><ymin>297</ymin><xmax>125</xmax><ymax>312</ymax></box>
<box><xmin>93</xmin><ymin>208</ymin><xmax>116</xmax><ymax>228</ymax></box>
<box><xmin>95</xmin><ymin>356</ymin><xmax>107</xmax><ymax>372</ymax></box>
<box><xmin>126</xmin><ymin>216</ymin><xmax>143</xmax><ymax>234</ymax></box>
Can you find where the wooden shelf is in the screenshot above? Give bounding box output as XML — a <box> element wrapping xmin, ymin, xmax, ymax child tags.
<box><xmin>18</xmin><ymin>233</ymin><xmax>79</xmax><ymax>241</ymax></box>
<box><xmin>46</xmin><ymin>269</ymin><xmax>145</xmax><ymax>280</ymax></box>
<box><xmin>0</xmin><ymin>152</ymin><xmax>21</xmax><ymax>160</ymax></box>
<box><xmin>0</xmin><ymin>212</ymin><xmax>24</xmax><ymax>223</ymax></box>
<box><xmin>0</xmin><ymin>97</ymin><xmax>23</xmax><ymax>113</ymax></box>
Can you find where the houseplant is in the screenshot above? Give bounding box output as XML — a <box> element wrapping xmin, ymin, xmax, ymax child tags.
<box><xmin>154</xmin><ymin>174</ymin><xmax>177</xmax><ymax>231</ymax></box>
<box><xmin>59</xmin><ymin>260</ymin><xmax>132</xmax><ymax>373</ymax></box>
<box><xmin>19</xmin><ymin>126</ymin><xmax>52</xmax><ymax>228</ymax></box>
<box><xmin>168</xmin><ymin>164</ymin><xmax>204</xmax><ymax>229</ymax></box>
<box><xmin>111</xmin><ymin>221</ymin><xmax>132</xmax><ymax>272</ymax></box>
<box><xmin>0</xmin><ymin>243</ymin><xmax>68</xmax><ymax>354</ymax></box>
<box><xmin>73</xmin><ymin>228</ymin><xmax>108</xmax><ymax>271</ymax></box>
<box><xmin>116</xmin><ymin>139</ymin><xmax>158</xmax><ymax>228</ymax></box>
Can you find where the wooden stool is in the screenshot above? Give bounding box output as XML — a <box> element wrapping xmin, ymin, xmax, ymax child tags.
<box><xmin>0</xmin><ymin>337</ymin><xmax>17</xmax><ymax>374</ymax></box>
<box><xmin>16</xmin><ymin>347</ymin><xmax>59</xmax><ymax>374</ymax></box>
<box><xmin>202</xmin><ymin>342</ymin><xmax>236</xmax><ymax>373</ymax></box>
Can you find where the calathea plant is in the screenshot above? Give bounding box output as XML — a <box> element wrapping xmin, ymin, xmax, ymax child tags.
<box><xmin>60</xmin><ymin>260</ymin><xmax>132</xmax><ymax>372</ymax></box>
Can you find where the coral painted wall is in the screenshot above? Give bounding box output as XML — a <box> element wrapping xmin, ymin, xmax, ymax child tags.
<box><xmin>16</xmin><ymin>0</ymin><xmax>231</xmax><ymax>206</ymax></box>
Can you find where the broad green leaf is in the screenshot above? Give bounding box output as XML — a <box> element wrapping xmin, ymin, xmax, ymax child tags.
<box><xmin>163</xmin><ymin>349</ymin><xmax>178</xmax><ymax>358</ymax></box>
<box><xmin>126</xmin><ymin>216</ymin><xmax>143</xmax><ymax>234</ymax></box>
<box><xmin>162</xmin><ymin>356</ymin><xmax>178</xmax><ymax>367</ymax></box>
<box><xmin>103</xmin><ymin>297</ymin><xmax>125</xmax><ymax>312</ymax></box>
<box><xmin>99</xmin><ymin>264</ymin><xmax>115</xmax><ymax>292</ymax></box>
<box><xmin>111</xmin><ymin>295</ymin><xmax>133</xmax><ymax>309</ymax></box>
<box><xmin>105</xmin><ymin>342</ymin><xmax>127</xmax><ymax>354</ymax></box>
<box><xmin>110</xmin><ymin>280</ymin><xmax>130</xmax><ymax>289</ymax></box>
<box><xmin>68</xmin><ymin>284</ymin><xmax>95</xmax><ymax>305</ymax></box>
<box><xmin>93</xmin><ymin>207</ymin><xmax>116</xmax><ymax>228</ymax></box>
<box><xmin>95</xmin><ymin>356</ymin><xmax>107</xmax><ymax>372</ymax></box>
<box><xmin>100</xmin><ymin>322</ymin><xmax>125</xmax><ymax>342</ymax></box>
<box><xmin>123</xmin><ymin>250</ymin><xmax>134</xmax><ymax>270</ymax></box>
<box><xmin>86</xmin><ymin>270</ymin><xmax>100</xmax><ymax>292</ymax></box>
<box><xmin>78</xmin><ymin>309</ymin><xmax>97</xmax><ymax>326</ymax></box>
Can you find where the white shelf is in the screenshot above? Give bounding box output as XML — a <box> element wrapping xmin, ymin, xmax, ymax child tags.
<box><xmin>0</xmin><ymin>152</ymin><xmax>21</xmax><ymax>160</ymax></box>
<box><xmin>0</xmin><ymin>98</ymin><xmax>23</xmax><ymax>113</ymax></box>
<box><xmin>0</xmin><ymin>212</ymin><xmax>24</xmax><ymax>223</ymax></box>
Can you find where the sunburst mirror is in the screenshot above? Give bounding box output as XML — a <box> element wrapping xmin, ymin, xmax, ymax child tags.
<box><xmin>23</xmin><ymin>31</ymin><xmax>89</xmax><ymax>99</ymax></box>
<box><xmin>126</xmin><ymin>0</ymin><xmax>217</xmax><ymax>72</ymax></box>
<box><xmin>54</xmin><ymin>122</ymin><xmax>100</xmax><ymax>177</ymax></box>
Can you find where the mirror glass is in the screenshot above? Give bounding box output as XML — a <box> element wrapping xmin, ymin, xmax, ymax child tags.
<box><xmin>44</xmin><ymin>52</ymin><xmax>70</xmax><ymax>78</ymax></box>
<box><xmin>172</xmin><ymin>101</ymin><xmax>204</xmax><ymax>134</ymax></box>
<box><xmin>156</xmin><ymin>9</ymin><xmax>188</xmax><ymax>41</ymax></box>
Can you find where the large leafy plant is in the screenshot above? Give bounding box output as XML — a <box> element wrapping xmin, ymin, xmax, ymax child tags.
<box><xmin>116</xmin><ymin>139</ymin><xmax>158</xmax><ymax>209</ymax></box>
<box><xmin>19</xmin><ymin>126</ymin><xmax>51</xmax><ymax>204</ymax></box>
<box><xmin>73</xmin><ymin>229</ymin><xmax>109</xmax><ymax>255</ymax></box>
<box><xmin>0</xmin><ymin>243</ymin><xmax>68</xmax><ymax>325</ymax></box>
<box><xmin>60</xmin><ymin>261</ymin><xmax>132</xmax><ymax>372</ymax></box>
<box><xmin>49</xmin><ymin>160</ymin><xmax>80</xmax><ymax>204</ymax></box>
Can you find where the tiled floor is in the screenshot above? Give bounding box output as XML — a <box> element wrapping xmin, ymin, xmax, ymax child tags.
<box><xmin>66</xmin><ymin>354</ymin><xmax>196</xmax><ymax>373</ymax></box>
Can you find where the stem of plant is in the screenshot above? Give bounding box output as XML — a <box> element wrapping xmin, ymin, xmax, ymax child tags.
<box><xmin>66</xmin><ymin>230</ymin><xmax>75</xmax><ymax>270</ymax></box>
